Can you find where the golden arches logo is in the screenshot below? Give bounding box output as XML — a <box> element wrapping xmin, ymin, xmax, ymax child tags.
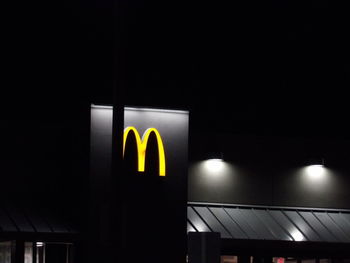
<box><xmin>123</xmin><ymin>126</ymin><xmax>166</xmax><ymax>176</ymax></box>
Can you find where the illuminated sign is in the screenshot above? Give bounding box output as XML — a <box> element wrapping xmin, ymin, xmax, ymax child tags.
<box><xmin>123</xmin><ymin>126</ymin><xmax>166</xmax><ymax>176</ymax></box>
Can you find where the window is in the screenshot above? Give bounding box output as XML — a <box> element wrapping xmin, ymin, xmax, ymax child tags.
<box><xmin>0</xmin><ymin>241</ymin><xmax>11</xmax><ymax>263</ymax></box>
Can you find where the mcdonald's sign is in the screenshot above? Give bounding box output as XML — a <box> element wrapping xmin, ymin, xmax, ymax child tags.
<box><xmin>91</xmin><ymin>105</ymin><xmax>189</xmax><ymax>262</ymax></box>
<box><xmin>123</xmin><ymin>126</ymin><xmax>166</xmax><ymax>176</ymax></box>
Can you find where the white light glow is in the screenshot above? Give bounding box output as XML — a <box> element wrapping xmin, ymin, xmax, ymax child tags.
<box><xmin>306</xmin><ymin>165</ymin><xmax>325</xmax><ymax>179</ymax></box>
<box><xmin>36</xmin><ymin>242</ymin><xmax>44</xmax><ymax>247</ymax></box>
<box><xmin>193</xmin><ymin>220</ymin><xmax>209</xmax><ymax>232</ymax></box>
<box><xmin>205</xmin><ymin>159</ymin><xmax>224</xmax><ymax>172</ymax></box>
<box><xmin>90</xmin><ymin>104</ymin><xmax>112</xmax><ymax>109</ymax></box>
<box><xmin>125</xmin><ymin>106</ymin><xmax>188</xmax><ymax>114</ymax></box>
<box><xmin>291</xmin><ymin>230</ymin><xmax>304</xmax><ymax>241</ymax></box>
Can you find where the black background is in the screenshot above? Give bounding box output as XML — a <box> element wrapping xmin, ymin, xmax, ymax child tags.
<box><xmin>1</xmin><ymin>0</ymin><xmax>350</xmax><ymax>240</ymax></box>
<box><xmin>3</xmin><ymin>0</ymin><xmax>350</xmax><ymax>138</ymax></box>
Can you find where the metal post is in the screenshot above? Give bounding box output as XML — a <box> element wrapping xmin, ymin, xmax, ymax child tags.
<box><xmin>112</xmin><ymin>0</ymin><xmax>126</xmax><ymax>260</ymax></box>
<box><xmin>11</xmin><ymin>240</ymin><xmax>24</xmax><ymax>263</ymax></box>
<box><xmin>32</xmin><ymin>242</ymin><xmax>37</xmax><ymax>263</ymax></box>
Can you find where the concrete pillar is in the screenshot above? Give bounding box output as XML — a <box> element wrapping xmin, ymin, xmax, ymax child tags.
<box><xmin>188</xmin><ymin>232</ymin><xmax>221</xmax><ymax>263</ymax></box>
<box><xmin>238</xmin><ymin>256</ymin><xmax>251</xmax><ymax>263</ymax></box>
<box><xmin>11</xmin><ymin>240</ymin><xmax>24</xmax><ymax>263</ymax></box>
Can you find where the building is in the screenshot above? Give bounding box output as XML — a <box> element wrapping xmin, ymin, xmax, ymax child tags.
<box><xmin>188</xmin><ymin>132</ymin><xmax>350</xmax><ymax>262</ymax></box>
<box><xmin>2</xmin><ymin>103</ymin><xmax>350</xmax><ymax>263</ymax></box>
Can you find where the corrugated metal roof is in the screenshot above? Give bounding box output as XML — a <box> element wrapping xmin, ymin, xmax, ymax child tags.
<box><xmin>0</xmin><ymin>207</ymin><xmax>76</xmax><ymax>235</ymax></box>
<box><xmin>188</xmin><ymin>203</ymin><xmax>350</xmax><ymax>243</ymax></box>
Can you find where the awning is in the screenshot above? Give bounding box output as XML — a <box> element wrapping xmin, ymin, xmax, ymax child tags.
<box><xmin>0</xmin><ymin>206</ymin><xmax>77</xmax><ymax>240</ymax></box>
<box><xmin>187</xmin><ymin>202</ymin><xmax>350</xmax><ymax>243</ymax></box>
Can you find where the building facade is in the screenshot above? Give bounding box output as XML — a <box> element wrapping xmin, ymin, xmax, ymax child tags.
<box><xmin>2</xmin><ymin>105</ymin><xmax>350</xmax><ymax>263</ymax></box>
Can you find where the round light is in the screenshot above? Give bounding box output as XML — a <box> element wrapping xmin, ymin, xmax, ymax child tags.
<box><xmin>205</xmin><ymin>159</ymin><xmax>224</xmax><ymax>172</ymax></box>
<box><xmin>306</xmin><ymin>164</ymin><xmax>325</xmax><ymax>179</ymax></box>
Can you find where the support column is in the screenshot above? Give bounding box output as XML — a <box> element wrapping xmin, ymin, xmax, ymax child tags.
<box><xmin>11</xmin><ymin>240</ymin><xmax>24</xmax><ymax>263</ymax></box>
<box><xmin>253</xmin><ymin>256</ymin><xmax>272</xmax><ymax>263</ymax></box>
<box><xmin>32</xmin><ymin>242</ymin><xmax>37</xmax><ymax>263</ymax></box>
<box><xmin>188</xmin><ymin>232</ymin><xmax>221</xmax><ymax>263</ymax></box>
<box><xmin>238</xmin><ymin>256</ymin><xmax>251</xmax><ymax>263</ymax></box>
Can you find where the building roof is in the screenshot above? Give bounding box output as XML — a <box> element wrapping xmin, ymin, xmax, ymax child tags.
<box><xmin>188</xmin><ymin>202</ymin><xmax>350</xmax><ymax>243</ymax></box>
<box><xmin>0</xmin><ymin>206</ymin><xmax>77</xmax><ymax>241</ymax></box>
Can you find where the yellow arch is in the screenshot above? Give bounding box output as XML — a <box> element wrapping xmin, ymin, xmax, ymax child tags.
<box><xmin>123</xmin><ymin>126</ymin><xmax>166</xmax><ymax>176</ymax></box>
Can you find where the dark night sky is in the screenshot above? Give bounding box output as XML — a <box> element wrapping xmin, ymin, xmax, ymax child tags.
<box><xmin>3</xmin><ymin>0</ymin><xmax>350</xmax><ymax>139</ymax></box>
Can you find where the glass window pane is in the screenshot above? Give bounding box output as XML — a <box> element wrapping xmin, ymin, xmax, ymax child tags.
<box><xmin>221</xmin><ymin>255</ymin><xmax>237</xmax><ymax>263</ymax></box>
<box><xmin>0</xmin><ymin>241</ymin><xmax>11</xmax><ymax>263</ymax></box>
<box><xmin>25</xmin><ymin>242</ymin><xmax>33</xmax><ymax>263</ymax></box>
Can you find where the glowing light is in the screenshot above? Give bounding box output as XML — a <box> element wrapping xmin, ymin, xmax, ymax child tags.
<box><xmin>123</xmin><ymin>126</ymin><xmax>166</xmax><ymax>176</ymax></box>
<box><xmin>125</xmin><ymin>106</ymin><xmax>188</xmax><ymax>114</ymax></box>
<box><xmin>36</xmin><ymin>242</ymin><xmax>44</xmax><ymax>247</ymax></box>
<box><xmin>290</xmin><ymin>230</ymin><xmax>304</xmax><ymax>241</ymax></box>
<box><xmin>205</xmin><ymin>159</ymin><xmax>224</xmax><ymax>172</ymax></box>
<box><xmin>305</xmin><ymin>164</ymin><xmax>325</xmax><ymax>179</ymax></box>
<box><xmin>90</xmin><ymin>104</ymin><xmax>112</xmax><ymax>109</ymax></box>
